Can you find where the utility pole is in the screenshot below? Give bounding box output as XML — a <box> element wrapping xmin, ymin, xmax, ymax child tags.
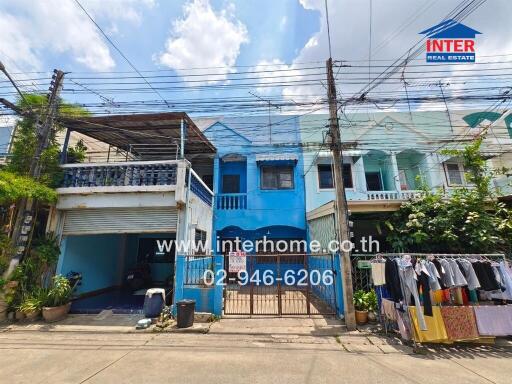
<box><xmin>0</xmin><ymin>65</ymin><xmax>65</xmax><ymax>276</ymax></box>
<box><xmin>326</xmin><ymin>58</ymin><xmax>356</xmax><ymax>330</ymax></box>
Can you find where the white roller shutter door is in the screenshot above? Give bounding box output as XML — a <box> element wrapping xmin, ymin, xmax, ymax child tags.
<box><xmin>63</xmin><ymin>207</ymin><xmax>178</xmax><ymax>235</ymax></box>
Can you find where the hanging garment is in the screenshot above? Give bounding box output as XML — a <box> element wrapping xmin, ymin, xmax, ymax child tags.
<box><xmin>453</xmin><ymin>287</ymin><xmax>464</xmax><ymax>305</ymax></box>
<box><xmin>440</xmin><ymin>306</ymin><xmax>479</xmax><ymax>341</ymax></box>
<box><xmin>442</xmin><ymin>289</ymin><xmax>452</xmax><ymax>304</ymax></box>
<box><xmin>497</xmin><ymin>261</ymin><xmax>512</xmax><ymax>300</ymax></box>
<box><xmin>425</xmin><ymin>261</ymin><xmax>442</xmax><ymax>291</ymax></box>
<box><xmin>461</xmin><ymin>288</ymin><xmax>469</xmax><ymax>305</ymax></box>
<box><xmin>490</xmin><ymin>264</ymin><xmax>511</xmax><ymax>300</ymax></box>
<box><xmin>468</xmin><ymin>289</ymin><xmax>479</xmax><ymax>304</ymax></box>
<box><xmin>432</xmin><ymin>259</ymin><xmax>447</xmax><ymax>289</ymax></box>
<box><xmin>472</xmin><ymin>261</ymin><xmax>500</xmax><ymax>291</ymax></box>
<box><xmin>432</xmin><ymin>289</ymin><xmax>444</xmax><ymax>305</ymax></box>
<box><xmin>417</xmin><ymin>271</ymin><xmax>433</xmax><ymax>317</ymax></box>
<box><xmin>439</xmin><ymin>259</ymin><xmax>455</xmax><ymax>288</ymax></box>
<box><xmin>396</xmin><ymin>307</ymin><xmax>411</xmax><ymax>341</ymax></box>
<box><xmin>381</xmin><ymin>298</ymin><xmax>397</xmax><ymax>321</ymax></box>
<box><xmin>456</xmin><ymin>259</ymin><xmax>481</xmax><ymax>290</ymax></box>
<box><xmin>375</xmin><ymin>286</ymin><xmax>390</xmax><ymax>314</ymax></box>
<box><xmin>371</xmin><ymin>261</ymin><xmax>386</xmax><ymax>286</ymax></box>
<box><xmin>493</xmin><ymin>266</ymin><xmax>504</xmax><ymax>289</ymax></box>
<box><xmin>409</xmin><ymin>306</ymin><xmax>449</xmax><ymax>343</ymax></box>
<box><xmin>473</xmin><ymin>305</ymin><xmax>512</xmax><ymax>336</ymax></box>
<box><xmin>398</xmin><ymin>259</ymin><xmax>427</xmax><ymax>331</ymax></box>
<box><xmin>385</xmin><ymin>258</ymin><xmax>403</xmax><ymax>302</ymax></box>
<box><xmin>448</xmin><ymin>259</ymin><xmax>468</xmax><ymax>287</ymax></box>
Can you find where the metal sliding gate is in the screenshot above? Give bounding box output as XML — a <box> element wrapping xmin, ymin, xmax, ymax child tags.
<box><xmin>224</xmin><ymin>254</ymin><xmax>337</xmax><ymax>316</ymax></box>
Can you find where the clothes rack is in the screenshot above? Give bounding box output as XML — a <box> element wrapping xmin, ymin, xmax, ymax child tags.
<box><xmin>368</xmin><ymin>253</ymin><xmax>511</xmax><ymax>346</ymax></box>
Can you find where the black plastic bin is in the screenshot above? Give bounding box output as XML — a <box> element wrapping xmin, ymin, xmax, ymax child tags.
<box><xmin>176</xmin><ymin>299</ymin><xmax>195</xmax><ymax>328</ymax></box>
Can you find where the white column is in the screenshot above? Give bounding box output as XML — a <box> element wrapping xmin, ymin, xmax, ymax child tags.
<box><xmin>353</xmin><ymin>156</ymin><xmax>367</xmax><ymax>193</ymax></box>
<box><xmin>424</xmin><ymin>153</ymin><xmax>443</xmax><ymax>189</ymax></box>
<box><xmin>390</xmin><ymin>152</ymin><xmax>401</xmax><ymax>191</ymax></box>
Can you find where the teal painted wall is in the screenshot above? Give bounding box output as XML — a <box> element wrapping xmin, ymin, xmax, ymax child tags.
<box><xmin>58</xmin><ymin>234</ymin><xmax>123</xmax><ymax>295</ymax></box>
<box><xmin>58</xmin><ymin>233</ymin><xmax>176</xmax><ymax>295</ymax></box>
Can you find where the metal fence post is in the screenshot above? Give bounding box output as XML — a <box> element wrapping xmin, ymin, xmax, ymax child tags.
<box><xmin>213</xmin><ymin>254</ymin><xmax>224</xmax><ymax>316</ymax></box>
<box><xmin>172</xmin><ymin>253</ymin><xmax>185</xmax><ymax>316</ymax></box>
<box><xmin>334</xmin><ymin>252</ymin><xmax>345</xmax><ymax>318</ymax></box>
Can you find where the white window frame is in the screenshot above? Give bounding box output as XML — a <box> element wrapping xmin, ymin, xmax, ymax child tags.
<box><xmin>444</xmin><ymin>161</ymin><xmax>466</xmax><ymax>186</ymax></box>
<box><xmin>316</xmin><ymin>158</ymin><xmax>355</xmax><ymax>191</ymax></box>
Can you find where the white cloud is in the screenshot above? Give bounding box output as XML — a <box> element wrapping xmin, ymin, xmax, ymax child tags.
<box><xmin>253</xmin><ymin>59</ymin><xmax>292</xmax><ymax>94</ymax></box>
<box><xmin>282</xmin><ymin>0</ymin><xmax>512</xmax><ymax>112</ymax></box>
<box><xmin>156</xmin><ymin>0</ymin><xmax>249</xmax><ymax>84</ymax></box>
<box><xmin>0</xmin><ymin>0</ymin><xmax>154</xmax><ymax>72</ymax></box>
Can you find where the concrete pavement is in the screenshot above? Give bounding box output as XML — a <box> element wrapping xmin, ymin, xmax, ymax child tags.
<box><xmin>1</xmin><ymin>316</ymin><xmax>512</xmax><ymax>383</ymax></box>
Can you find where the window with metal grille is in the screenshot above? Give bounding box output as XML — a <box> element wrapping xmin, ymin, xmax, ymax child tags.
<box><xmin>194</xmin><ymin>229</ymin><xmax>208</xmax><ymax>255</ymax></box>
<box><xmin>260</xmin><ymin>165</ymin><xmax>294</xmax><ymax>190</ymax></box>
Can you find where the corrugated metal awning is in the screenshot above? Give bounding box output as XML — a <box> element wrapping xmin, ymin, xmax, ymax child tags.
<box><xmin>255</xmin><ymin>153</ymin><xmax>298</xmax><ymax>162</ymax></box>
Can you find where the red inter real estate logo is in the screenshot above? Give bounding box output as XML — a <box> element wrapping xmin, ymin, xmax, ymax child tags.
<box><xmin>420</xmin><ymin>19</ymin><xmax>481</xmax><ymax>63</ymax></box>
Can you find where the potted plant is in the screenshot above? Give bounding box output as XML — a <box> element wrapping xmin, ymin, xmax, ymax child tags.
<box><xmin>353</xmin><ymin>290</ymin><xmax>369</xmax><ymax>325</ymax></box>
<box><xmin>366</xmin><ymin>290</ymin><xmax>378</xmax><ymax>322</ymax></box>
<box><xmin>42</xmin><ymin>275</ymin><xmax>73</xmax><ymax>322</ymax></box>
<box><xmin>18</xmin><ymin>297</ymin><xmax>41</xmax><ymax>321</ymax></box>
<box><xmin>18</xmin><ymin>288</ymin><xmax>46</xmax><ymax>321</ymax></box>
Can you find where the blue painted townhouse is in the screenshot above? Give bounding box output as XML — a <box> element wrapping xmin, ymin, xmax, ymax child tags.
<box><xmin>200</xmin><ymin>116</ymin><xmax>307</xmax><ymax>252</ymax></box>
<box><xmin>199</xmin><ymin>116</ymin><xmax>343</xmax><ymax>317</ymax></box>
<box><xmin>300</xmin><ymin>110</ymin><xmax>512</xmax><ymax>253</ymax></box>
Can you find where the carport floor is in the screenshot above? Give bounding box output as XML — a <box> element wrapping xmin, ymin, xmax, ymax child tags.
<box><xmin>70</xmin><ymin>289</ymin><xmax>145</xmax><ymax>315</ymax></box>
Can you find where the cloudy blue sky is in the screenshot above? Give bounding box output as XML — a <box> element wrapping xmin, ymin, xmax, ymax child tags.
<box><xmin>0</xmin><ymin>0</ymin><xmax>511</xmax><ymax>114</ymax></box>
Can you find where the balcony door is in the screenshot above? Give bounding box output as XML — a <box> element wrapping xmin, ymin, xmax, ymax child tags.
<box><xmin>365</xmin><ymin>172</ymin><xmax>383</xmax><ymax>191</ymax></box>
<box><xmin>222</xmin><ymin>174</ymin><xmax>240</xmax><ymax>193</ymax></box>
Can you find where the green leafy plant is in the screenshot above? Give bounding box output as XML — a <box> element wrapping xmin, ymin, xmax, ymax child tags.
<box><xmin>18</xmin><ymin>290</ymin><xmax>45</xmax><ymax>313</ymax></box>
<box><xmin>385</xmin><ymin>139</ymin><xmax>512</xmax><ymax>253</ymax></box>
<box><xmin>6</xmin><ymin>93</ymin><xmax>89</xmax><ymax>188</ymax></box>
<box><xmin>3</xmin><ymin>233</ymin><xmax>61</xmax><ymax>310</ymax></box>
<box><xmin>31</xmin><ymin>235</ymin><xmax>60</xmax><ymax>267</ymax></box>
<box><xmin>366</xmin><ymin>290</ymin><xmax>378</xmax><ymax>312</ymax></box>
<box><xmin>353</xmin><ymin>290</ymin><xmax>369</xmax><ymax>311</ymax></box>
<box><xmin>0</xmin><ymin>234</ymin><xmax>12</xmax><ymax>276</ymax></box>
<box><xmin>66</xmin><ymin>139</ymin><xmax>88</xmax><ymax>164</ymax></box>
<box><xmin>0</xmin><ymin>171</ymin><xmax>58</xmax><ymax>205</ymax></box>
<box><xmin>43</xmin><ymin>275</ymin><xmax>73</xmax><ymax>307</ymax></box>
